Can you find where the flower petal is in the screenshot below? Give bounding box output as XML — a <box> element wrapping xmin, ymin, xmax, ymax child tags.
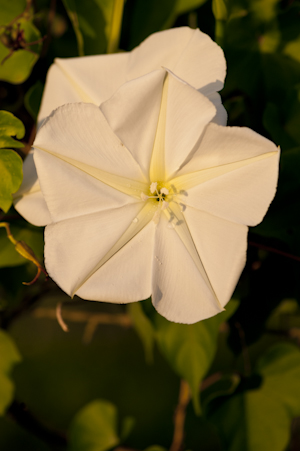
<box><xmin>164</xmin><ymin>71</ymin><xmax>216</xmax><ymax>178</ymax></box>
<box><xmin>183</xmin><ymin>206</ymin><xmax>248</xmax><ymax>306</ymax></box>
<box><xmin>101</xmin><ymin>69</ymin><xmax>166</xmax><ymax>177</ymax></box>
<box><xmin>38</xmin><ymin>53</ymin><xmax>128</xmax><ymax>124</ymax></box>
<box><xmin>184</xmin><ymin>154</ymin><xmax>279</xmax><ymax>226</ymax></box>
<box><xmin>127</xmin><ymin>27</ymin><xmax>226</xmax><ymax>92</ymax></box>
<box><xmin>172</xmin><ymin>125</ymin><xmax>280</xmax><ymax>226</ymax></box>
<box><xmin>35</xmin><ymin>103</ymin><xmax>146</xmax><ymax>183</ymax></box>
<box><xmin>45</xmin><ymin>203</ymin><xmax>155</xmax><ymax>301</ymax></box>
<box><xmin>34</xmin><ymin>150</ymin><xmax>140</xmax><ymax>222</ymax></box>
<box><xmin>176</xmin><ymin>123</ymin><xmax>279</xmax><ymax>175</ymax></box>
<box><xmin>206</xmin><ymin>92</ymin><xmax>227</xmax><ymax>126</ymax></box>
<box><xmin>13</xmin><ymin>152</ymin><xmax>51</xmax><ymax>226</ymax></box>
<box><xmin>152</xmin><ymin>213</ymin><xmax>223</xmax><ymax>324</ymax></box>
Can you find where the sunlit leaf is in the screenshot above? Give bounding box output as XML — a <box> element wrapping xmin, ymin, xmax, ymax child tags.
<box><xmin>0</xmin><ymin>0</ymin><xmax>42</xmax><ymax>84</ymax></box>
<box><xmin>0</xmin><ymin>330</ymin><xmax>21</xmax><ymax>415</ymax></box>
<box><xmin>210</xmin><ymin>343</ymin><xmax>300</xmax><ymax>451</ymax></box>
<box><xmin>155</xmin><ymin>299</ymin><xmax>238</xmax><ymax>414</ymax></box>
<box><xmin>0</xmin><ymin>150</ymin><xmax>23</xmax><ymax>213</ymax></box>
<box><xmin>0</xmin><ymin>110</ymin><xmax>25</xmax><ymax>149</ymax></box>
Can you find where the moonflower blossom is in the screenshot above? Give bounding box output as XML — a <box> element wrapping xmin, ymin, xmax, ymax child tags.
<box><xmin>14</xmin><ymin>27</ymin><xmax>227</xmax><ymax>226</ymax></box>
<box><xmin>28</xmin><ymin>68</ymin><xmax>279</xmax><ymax>324</ymax></box>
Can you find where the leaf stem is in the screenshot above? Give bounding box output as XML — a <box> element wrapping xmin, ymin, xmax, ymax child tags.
<box><xmin>107</xmin><ymin>0</ymin><xmax>125</xmax><ymax>54</ymax></box>
<box><xmin>169</xmin><ymin>380</ymin><xmax>190</xmax><ymax>451</ymax></box>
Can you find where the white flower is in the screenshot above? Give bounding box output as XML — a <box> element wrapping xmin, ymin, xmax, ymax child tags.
<box><xmin>14</xmin><ymin>27</ymin><xmax>227</xmax><ymax>226</ymax></box>
<box><xmin>29</xmin><ymin>69</ymin><xmax>279</xmax><ymax>324</ymax></box>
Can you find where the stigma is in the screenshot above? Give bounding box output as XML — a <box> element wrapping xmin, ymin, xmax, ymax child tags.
<box><xmin>141</xmin><ymin>182</ymin><xmax>170</xmax><ymax>223</ymax></box>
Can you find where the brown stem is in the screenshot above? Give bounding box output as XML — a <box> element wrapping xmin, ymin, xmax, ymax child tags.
<box><xmin>7</xmin><ymin>400</ymin><xmax>67</xmax><ymax>449</ymax></box>
<box><xmin>249</xmin><ymin>241</ymin><xmax>300</xmax><ymax>263</ymax></box>
<box><xmin>169</xmin><ymin>380</ymin><xmax>190</xmax><ymax>451</ymax></box>
<box><xmin>200</xmin><ymin>372</ymin><xmax>223</xmax><ymax>391</ymax></box>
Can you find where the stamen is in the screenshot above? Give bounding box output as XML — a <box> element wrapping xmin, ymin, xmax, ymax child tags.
<box><xmin>162</xmin><ymin>201</ymin><xmax>169</xmax><ymax>210</ymax></box>
<box><xmin>150</xmin><ymin>182</ymin><xmax>158</xmax><ymax>194</ymax></box>
<box><xmin>141</xmin><ymin>192</ymin><xmax>149</xmax><ymax>201</ymax></box>
<box><xmin>160</xmin><ymin>187</ymin><xmax>169</xmax><ymax>195</ymax></box>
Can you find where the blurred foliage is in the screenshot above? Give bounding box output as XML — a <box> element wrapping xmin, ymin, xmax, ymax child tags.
<box><xmin>69</xmin><ymin>399</ymin><xmax>135</xmax><ymax>451</ymax></box>
<box><xmin>0</xmin><ymin>330</ymin><xmax>21</xmax><ymax>415</ymax></box>
<box><xmin>209</xmin><ymin>343</ymin><xmax>300</xmax><ymax>451</ymax></box>
<box><xmin>0</xmin><ymin>0</ymin><xmax>300</xmax><ymax>450</ymax></box>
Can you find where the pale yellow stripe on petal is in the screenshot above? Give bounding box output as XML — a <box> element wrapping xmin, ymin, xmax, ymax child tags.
<box><xmin>55</xmin><ymin>60</ymin><xmax>94</xmax><ymax>103</ymax></box>
<box><xmin>165</xmin><ymin>202</ymin><xmax>224</xmax><ymax>312</ymax></box>
<box><xmin>34</xmin><ymin>147</ymin><xmax>148</xmax><ymax>200</ymax></box>
<box><xmin>71</xmin><ymin>201</ymin><xmax>157</xmax><ymax>296</ymax></box>
<box><xmin>149</xmin><ymin>74</ymin><xmax>169</xmax><ymax>182</ymax></box>
<box><xmin>170</xmin><ymin>151</ymin><xmax>278</xmax><ymax>192</ymax></box>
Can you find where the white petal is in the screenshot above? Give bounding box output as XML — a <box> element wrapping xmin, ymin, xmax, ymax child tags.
<box><xmin>177</xmin><ymin>123</ymin><xmax>278</xmax><ymax>175</ymax></box>
<box><xmin>152</xmin><ymin>213</ymin><xmax>223</xmax><ymax>324</ymax></box>
<box><xmin>37</xmin><ymin>53</ymin><xmax>128</xmax><ymax>125</ymax></box>
<box><xmin>184</xmin><ymin>206</ymin><xmax>248</xmax><ymax>306</ymax></box>
<box><xmin>35</xmin><ymin>103</ymin><xmax>146</xmax><ymax>183</ymax></box>
<box><xmin>45</xmin><ymin>203</ymin><xmax>155</xmax><ymax>302</ymax></box>
<box><xmin>13</xmin><ymin>152</ymin><xmax>51</xmax><ymax>226</ymax></box>
<box><xmin>101</xmin><ymin>69</ymin><xmax>166</xmax><ymax>177</ymax></box>
<box><xmin>174</xmin><ymin>125</ymin><xmax>280</xmax><ymax>226</ymax></box>
<box><xmin>34</xmin><ymin>150</ymin><xmax>138</xmax><ymax>222</ymax></box>
<box><xmin>37</xmin><ymin>65</ymin><xmax>85</xmax><ymax>127</ymax></box>
<box><xmin>127</xmin><ymin>27</ymin><xmax>226</xmax><ymax>92</ymax></box>
<box><xmin>14</xmin><ymin>190</ymin><xmax>51</xmax><ymax>226</ymax></box>
<box><xmin>183</xmin><ymin>155</ymin><xmax>279</xmax><ymax>226</ymax></box>
<box><xmin>206</xmin><ymin>92</ymin><xmax>227</xmax><ymax>126</ymax></box>
<box><xmin>164</xmin><ymin>72</ymin><xmax>216</xmax><ymax>178</ymax></box>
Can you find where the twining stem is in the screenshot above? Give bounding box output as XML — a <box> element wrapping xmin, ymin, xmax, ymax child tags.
<box><xmin>169</xmin><ymin>380</ymin><xmax>191</xmax><ymax>451</ymax></box>
<box><xmin>249</xmin><ymin>241</ymin><xmax>300</xmax><ymax>263</ymax></box>
<box><xmin>7</xmin><ymin>400</ymin><xmax>67</xmax><ymax>449</ymax></box>
<box><xmin>33</xmin><ymin>306</ymin><xmax>132</xmax><ymax>343</ymax></box>
<box><xmin>107</xmin><ymin>0</ymin><xmax>125</xmax><ymax>54</ymax></box>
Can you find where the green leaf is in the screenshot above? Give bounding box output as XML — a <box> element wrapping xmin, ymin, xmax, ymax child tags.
<box><xmin>212</xmin><ymin>0</ymin><xmax>228</xmax><ymax>21</ymax></box>
<box><xmin>0</xmin><ymin>110</ymin><xmax>25</xmax><ymax>149</ymax></box>
<box><xmin>0</xmin><ymin>111</ymin><xmax>24</xmax><ymax>212</ymax></box>
<box><xmin>120</xmin><ymin>416</ymin><xmax>135</xmax><ymax>442</ymax></box>
<box><xmin>61</xmin><ymin>0</ymin><xmax>114</xmax><ymax>56</ymax></box>
<box><xmin>0</xmin><ymin>1</ymin><xmax>43</xmax><ymax>84</ymax></box>
<box><xmin>69</xmin><ymin>400</ymin><xmax>122</xmax><ymax>451</ymax></box>
<box><xmin>175</xmin><ymin>0</ymin><xmax>208</xmax><ymax>16</ymax></box>
<box><xmin>0</xmin><ymin>0</ymin><xmax>27</xmax><ymax>25</ymax></box>
<box><xmin>126</xmin><ymin>0</ymin><xmax>207</xmax><ymax>50</ymax></box>
<box><xmin>201</xmin><ymin>373</ymin><xmax>241</xmax><ymax>412</ymax></box>
<box><xmin>210</xmin><ymin>343</ymin><xmax>300</xmax><ymax>451</ymax></box>
<box><xmin>0</xmin><ymin>222</ymin><xmax>44</xmax><ymax>268</ymax></box>
<box><xmin>24</xmin><ymin>81</ymin><xmax>44</xmax><ymax>121</ymax></box>
<box><xmin>155</xmin><ymin>299</ymin><xmax>239</xmax><ymax>414</ymax></box>
<box><xmin>144</xmin><ymin>447</ymin><xmax>167</xmax><ymax>451</ymax></box>
<box><xmin>127</xmin><ymin>301</ymin><xmax>155</xmax><ymax>364</ymax></box>
<box><xmin>0</xmin><ymin>329</ymin><xmax>21</xmax><ymax>415</ymax></box>
<box><xmin>0</xmin><ymin>150</ymin><xmax>23</xmax><ymax>213</ymax></box>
